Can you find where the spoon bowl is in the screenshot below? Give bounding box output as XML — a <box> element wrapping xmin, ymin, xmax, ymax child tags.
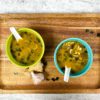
<box><xmin>64</xmin><ymin>66</ymin><xmax>71</xmax><ymax>82</ymax></box>
<box><xmin>6</xmin><ymin>28</ymin><xmax>45</xmax><ymax>68</ymax></box>
<box><xmin>54</xmin><ymin>38</ymin><xmax>93</xmax><ymax>78</ymax></box>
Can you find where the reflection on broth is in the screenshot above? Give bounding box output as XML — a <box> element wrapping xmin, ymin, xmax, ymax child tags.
<box><xmin>57</xmin><ymin>41</ymin><xmax>88</xmax><ymax>73</ymax></box>
<box><xmin>11</xmin><ymin>32</ymin><xmax>42</xmax><ymax>65</ymax></box>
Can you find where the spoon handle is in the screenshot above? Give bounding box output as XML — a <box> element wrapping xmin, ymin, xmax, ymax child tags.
<box><xmin>64</xmin><ymin>67</ymin><xmax>71</xmax><ymax>82</ymax></box>
<box><xmin>10</xmin><ymin>27</ymin><xmax>22</xmax><ymax>41</ymax></box>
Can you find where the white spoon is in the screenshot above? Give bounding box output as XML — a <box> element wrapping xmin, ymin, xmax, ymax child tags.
<box><xmin>10</xmin><ymin>27</ymin><xmax>22</xmax><ymax>41</ymax></box>
<box><xmin>64</xmin><ymin>66</ymin><xmax>71</xmax><ymax>82</ymax></box>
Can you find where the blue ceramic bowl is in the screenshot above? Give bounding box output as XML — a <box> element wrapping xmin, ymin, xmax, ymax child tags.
<box><xmin>54</xmin><ymin>38</ymin><xmax>93</xmax><ymax>78</ymax></box>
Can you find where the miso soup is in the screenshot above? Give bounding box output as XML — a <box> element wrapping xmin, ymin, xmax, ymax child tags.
<box><xmin>11</xmin><ymin>32</ymin><xmax>42</xmax><ymax>65</ymax></box>
<box><xmin>57</xmin><ymin>41</ymin><xmax>88</xmax><ymax>73</ymax></box>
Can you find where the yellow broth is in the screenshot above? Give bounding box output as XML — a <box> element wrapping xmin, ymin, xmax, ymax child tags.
<box><xmin>57</xmin><ymin>41</ymin><xmax>88</xmax><ymax>73</ymax></box>
<box><xmin>11</xmin><ymin>32</ymin><xmax>42</xmax><ymax>65</ymax></box>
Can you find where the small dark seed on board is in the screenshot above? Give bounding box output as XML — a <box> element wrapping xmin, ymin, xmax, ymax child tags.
<box><xmin>90</xmin><ymin>31</ymin><xmax>94</xmax><ymax>34</ymax></box>
<box><xmin>56</xmin><ymin>77</ymin><xmax>59</xmax><ymax>80</ymax></box>
<box><xmin>46</xmin><ymin>78</ymin><xmax>50</xmax><ymax>81</ymax></box>
<box><xmin>51</xmin><ymin>78</ymin><xmax>56</xmax><ymax>81</ymax></box>
<box><xmin>85</xmin><ymin>29</ymin><xmax>90</xmax><ymax>32</ymax></box>
<box><xmin>97</xmin><ymin>33</ymin><xmax>100</xmax><ymax>37</ymax></box>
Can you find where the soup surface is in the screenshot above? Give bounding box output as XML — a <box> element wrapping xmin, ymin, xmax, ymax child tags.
<box><xmin>57</xmin><ymin>41</ymin><xmax>88</xmax><ymax>73</ymax></box>
<box><xmin>11</xmin><ymin>32</ymin><xmax>42</xmax><ymax>65</ymax></box>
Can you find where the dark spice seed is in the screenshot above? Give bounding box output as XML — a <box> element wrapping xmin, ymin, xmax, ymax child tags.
<box><xmin>85</xmin><ymin>29</ymin><xmax>90</xmax><ymax>32</ymax></box>
<box><xmin>97</xmin><ymin>33</ymin><xmax>100</xmax><ymax>37</ymax></box>
<box><xmin>56</xmin><ymin>77</ymin><xmax>59</xmax><ymax>80</ymax></box>
<box><xmin>51</xmin><ymin>78</ymin><xmax>56</xmax><ymax>81</ymax></box>
<box><xmin>46</xmin><ymin>78</ymin><xmax>50</xmax><ymax>81</ymax></box>
<box><xmin>90</xmin><ymin>31</ymin><xmax>94</xmax><ymax>34</ymax></box>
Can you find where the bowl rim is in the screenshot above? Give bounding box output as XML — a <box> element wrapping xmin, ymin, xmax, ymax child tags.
<box><xmin>54</xmin><ymin>38</ymin><xmax>93</xmax><ymax>78</ymax></box>
<box><xmin>6</xmin><ymin>28</ymin><xmax>45</xmax><ymax>68</ymax></box>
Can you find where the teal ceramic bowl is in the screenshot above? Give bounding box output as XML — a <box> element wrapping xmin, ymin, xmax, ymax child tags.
<box><xmin>54</xmin><ymin>38</ymin><xmax>93</xmax><ymax>78</ymax></box>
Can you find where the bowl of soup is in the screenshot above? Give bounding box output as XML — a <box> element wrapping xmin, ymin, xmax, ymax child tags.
<box><xmin>54</xmin><ymin>38</ymin><xmax>93</xmax><ymax>78</ymax></box>
<box><xmin>6</xmin><ymin>28</ymin><xmax>45</xmax><ymax>68</ymax></box>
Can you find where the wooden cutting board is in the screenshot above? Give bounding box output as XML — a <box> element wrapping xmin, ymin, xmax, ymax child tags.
<box><xmin>0</xmin><ymin>14</ymin><xmax>100</xmax><ymax>93</ymax></box>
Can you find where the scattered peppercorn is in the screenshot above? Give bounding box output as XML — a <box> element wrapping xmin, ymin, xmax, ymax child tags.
<box><xmin>85</xmin><ymin>29</ymin><xmax>90</xmax><ymax>33</ymax></box>
<box><xmin>97</xmin><ymin>33</ymin><xmax>100</xmax><ymax>37</ymax></box>
<box><xmin>46</xmin><ymin>78</ymin><xmax>50</xmax><ymax>81</ymax></box>
<box><xmin>85</xmin><ymin>29</ymin><xmax>94</xmax><ymax>34</ymax></box>
<box><xmin>90</xmin><ymin>31</ymin><xmax>94</xmax><ymax>34</ymax></box>
<box><xmin>51</xmin><ymin>78</ymin><xmax>56</xmax><ymax>81</ymax></box>
<box><xmin>56</xmin><ymin>77</ymin><xmax>59</xmax><ymax>80</ymax></box>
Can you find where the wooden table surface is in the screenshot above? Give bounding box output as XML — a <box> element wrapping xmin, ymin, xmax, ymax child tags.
<box><xmin>0</xmin><ymin>14</ymin><xmax>100</xmax><ymax>93</ymax></box>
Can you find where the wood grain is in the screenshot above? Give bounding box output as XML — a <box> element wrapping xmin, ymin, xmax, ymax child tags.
<box><xmin>0</xmin><ymin>14</ymin><xmax>100</xmax><ymax>93</ymax></box>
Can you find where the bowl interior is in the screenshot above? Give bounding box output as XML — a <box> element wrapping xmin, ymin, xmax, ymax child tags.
<box><xmin>6</xmin><ymin>28</ymin><xmax>45</xmax><ymax>68</ymax></box>
<box><xmin>54</xmin><ymin>38</ymin><xmax>93</xmax><ymax>78</ymax></box>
